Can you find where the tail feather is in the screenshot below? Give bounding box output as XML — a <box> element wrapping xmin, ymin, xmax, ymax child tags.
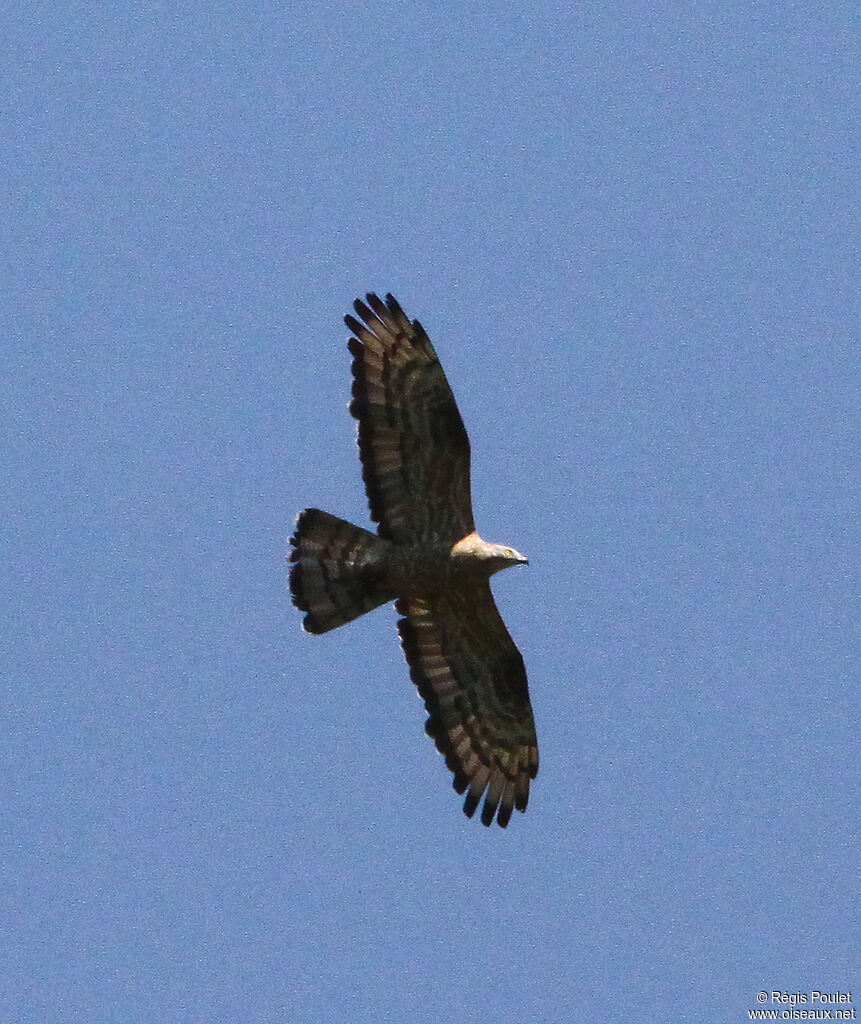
<box><xmin>289</xmin><ymin>509</ymin><xmax>394</xmax><ymax>633</ymax></box>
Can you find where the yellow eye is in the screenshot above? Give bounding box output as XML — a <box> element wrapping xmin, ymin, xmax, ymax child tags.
<box><xmin>504</xmin><ymin>548</ymin><xmax>514</xmax><ymax>557</ymax></box>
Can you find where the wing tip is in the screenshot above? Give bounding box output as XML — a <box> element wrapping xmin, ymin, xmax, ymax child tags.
<box><xmin>344</xmin><ymin>312</ymin><xmax>364</xmax><ymax>336</ymax></box>
<box><xmin>462</xmin><ymin>769</ymin><xmax>522</xmax><ymax>829</ymax></box>
<box><xmin>344</xmin><ymin>291</ymin><xmax>413</xmax><ymax>338</ymax></box>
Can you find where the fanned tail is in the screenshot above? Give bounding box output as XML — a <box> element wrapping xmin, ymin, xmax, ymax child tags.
<box><xmin>289</xmin><ymin>509</ymin><xmax>394</xmax><ymax>633</ymax></box>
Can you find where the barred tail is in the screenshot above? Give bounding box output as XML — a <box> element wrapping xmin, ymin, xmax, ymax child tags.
<box><xmin>289</xmin><ymin>509</ymin><xmax>395</xmax><ymax>634</ymax></box>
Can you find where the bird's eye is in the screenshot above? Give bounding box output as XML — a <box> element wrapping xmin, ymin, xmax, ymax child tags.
<box><xmin>504</xmin><ymin>548</ymin><xmax>514</xmax><ymax>557</ymax></box>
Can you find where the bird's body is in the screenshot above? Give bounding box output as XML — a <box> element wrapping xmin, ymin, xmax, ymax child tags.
<box><xmin>388</xmin><ymin>531</ymin><xmax>528</xmax><ymax>595</ymax></box>
<box><xmin>289</xmin><ymin>293</ymin><xmax>537</xmax><ymax>827</ymax></box>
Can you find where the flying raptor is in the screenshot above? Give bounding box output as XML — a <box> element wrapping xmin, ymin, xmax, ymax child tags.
<box><xmin>289</xmin><ymin>293</ymin><xmax>538</xmax><ymax>827</ymax></box>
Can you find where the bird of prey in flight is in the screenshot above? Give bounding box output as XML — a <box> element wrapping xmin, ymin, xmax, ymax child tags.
<box><xmin>289</xmin><ymin>293</ymin><xmax>538</xmax><ymax>827</ymax></box>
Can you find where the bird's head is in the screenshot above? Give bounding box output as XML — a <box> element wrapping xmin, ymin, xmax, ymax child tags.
<box><xmin>450</xmin><ymin>532</ymin><xmax>529</xmax><ymax>576</ymax></box>
<box><xmin>486</xmin><ymin>543</ymin><xmax>529</xmax><ymax>575</ymax></box>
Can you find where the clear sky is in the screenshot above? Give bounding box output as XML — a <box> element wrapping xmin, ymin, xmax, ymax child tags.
<box><xmin>3</xmin><ymin>2</ymin><xmax>858</xmax><ymax>1022</ymax></box>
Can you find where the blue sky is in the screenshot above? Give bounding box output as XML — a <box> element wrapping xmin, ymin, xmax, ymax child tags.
<box><xmin>3</xmin><ymin>2</ymin><xmax>858</xmax><ymax>1022</ymax></box>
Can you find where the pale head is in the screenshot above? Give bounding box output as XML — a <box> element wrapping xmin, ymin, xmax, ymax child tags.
<box><xmin>485</xmin><ymin>542</ymin><xmax>529</xmax><ymax>575</ymax></box>
<box><xmin>450</xmin><ymin>532</ymin><xmax>529</xmax><ymax>577</ymax></box>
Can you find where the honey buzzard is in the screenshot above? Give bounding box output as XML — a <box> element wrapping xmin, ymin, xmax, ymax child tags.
<box><xmin>289</xmin><ymin>294</ymin><xmax>538</xmax><ymax>827</ymax></box>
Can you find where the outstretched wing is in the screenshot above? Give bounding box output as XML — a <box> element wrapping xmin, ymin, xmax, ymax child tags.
<box><xmin>397</xmin><ymin>584</ymin><xmax>539</xmax><ymax>828</ymax></box>
<box><xmin>345</xmin><ymin>293</ymin><xmax>474</xmax><ymax>545</ymax></box>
